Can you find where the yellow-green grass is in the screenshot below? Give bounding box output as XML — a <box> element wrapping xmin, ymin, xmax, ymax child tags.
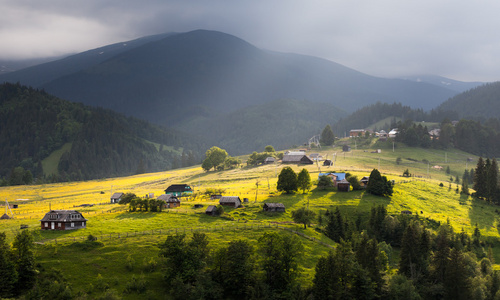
<box><xmin>1</xmin><ymin>142</ymin><xmax>499</xmax><ymax>294</ymax></box>
<box><xmin>41</xmin><ymin>142</ymin><xmax>72</xmax><ymax>176</ymax></box>
<box><xmin>35</xmin><ymin>227</ymin><xmax>332</xmax><ymax>298</ymax></box>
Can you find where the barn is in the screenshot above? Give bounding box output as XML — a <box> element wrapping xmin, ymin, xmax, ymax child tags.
<box><xmin>263</xmin><ymin>203</ymin><xmax>286</xmax><ymax>212</ymax></box>
<box><xmin>219</xmin><ymin>196</ymin><xmax>242</xmax><ymax>208</ymax></box>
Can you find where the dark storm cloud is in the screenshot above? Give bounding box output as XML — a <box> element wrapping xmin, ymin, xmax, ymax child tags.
<box><xmin>1</xmin><ymin>0</ymin><xmax>500</xmax><ymax>81</ymax></box>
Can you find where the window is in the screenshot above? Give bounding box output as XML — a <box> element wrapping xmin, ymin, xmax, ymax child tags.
<box><xmin>71</xmin><ymin>222</ymin><xmax>74</xmax><ymax>227</ymax></box>
<box><xmin>45</xmin><ymin>222</ymin><xmax>48</xmax><ymax>227</ymax></box>
<box><xmin>58</xmin><ymin>223</ymin><xmax>61</xmax><ymax>227</ymax></box>
<box><xmin>82</xmin><ymin>222</ymin><xmax>85</xmax><ymax>227</ymax></box>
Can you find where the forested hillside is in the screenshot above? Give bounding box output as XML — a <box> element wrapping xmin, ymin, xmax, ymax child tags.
<box><xmin>437</xmin><ymin>81</ymin><xmax>500</xmax><ymax>120</ymax></box>
<box><xmin>0</xmin><ymin>83</ymin><xmax>205</xmax><ymax>184</ymax></box>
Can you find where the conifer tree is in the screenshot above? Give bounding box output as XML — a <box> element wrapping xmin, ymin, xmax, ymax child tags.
<box><xmin>474</xmin><ymin>157</ymin><xmax>487</xmax><ymax>198</ymax></box>
<box><xmin>0</xmin><ymin>232</ymin><xmax>17</xmax><ymax>298</ymax></box>
<box><xmin>12</xmin><ymin>230</ymin><xmax>36</xmax><ymax>293</ymax></box>
<box><xmin>320</xmin><ymin>124</ymin><xmax>335</xmax><ymax>146</ymax></box>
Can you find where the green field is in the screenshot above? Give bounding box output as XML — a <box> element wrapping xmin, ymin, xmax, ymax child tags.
<box><xmin>1</xmin><ymin>140</ymin><xmax>498</xmax><ymax>297</ymax></box>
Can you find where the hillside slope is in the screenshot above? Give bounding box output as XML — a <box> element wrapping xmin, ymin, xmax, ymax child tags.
<box><xmin>437</xmin><ymin>81</ymin><xmax>500</xmax><ymax>119</ymax></box>
<box><xmin>0</xmin><ymin>30</ymin><xmax>458</xmax><ymax>122</ymax></box>
<box><xmin>0</xmin><ymin>83</ymin><xmax>205</xmax><ymax>183</ymax></box>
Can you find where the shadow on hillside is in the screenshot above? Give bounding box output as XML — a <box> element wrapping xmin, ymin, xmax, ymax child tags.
<box><xmin>115</xmin><ymin>212</ymin><xmax>157</xmax><ymax>219</ymax></box>
<box><xmin>468</xmin><ymin>197</ymin><xmax>498</xmax><ymax>234</ymax></box>
<box><xmin>185</xmin><ymin>170</ymin><xmax>222</xmax><ymax>183</ymax></box>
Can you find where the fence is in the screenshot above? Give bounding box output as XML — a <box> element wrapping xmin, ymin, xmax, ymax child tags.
<box><xmin>35</xmin><ymin>222</ymin><xmax>334</xmax><ymax>249</ymax></box>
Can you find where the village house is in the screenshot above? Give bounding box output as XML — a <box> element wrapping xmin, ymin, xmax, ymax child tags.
<box><xmin>110</xmin><ymin>192</ymin><xmax>124</xmax><ymax>204</ymax></box>
<box><xmin>337</xmin><ymin>179</ymin><xmax>351</xmax><ymax>192</ymax></box>
<box><xmin>282</xmin><ymin>152</ymin><xmax>314</xmax><ymax>164</ymax></box>
<box><xmin>377</xmin><ymin>130</ymin><xmax>388</xmax><ymax>141</ymax></box>
<box><xmin>309</xmin><ymin>153</ymin><xmax>323</xmax><ymax>161</ymax></box>
<box><xmin>264</xmin><ymin>156</ymin><xmax>276</xmax><ymax>164</ymax></box>
<box><xmin>319</xmin><ymin>172</ymin><xmax>346</xmax><ymax>187</ymax></box>
<box><xmin>349</xmin><ymin>129</ymin><xmax>366</xmax><ymax>137</ymax></box>
<box><xmin>388</xmin><ymin>128</ymin><xmax>399</xmax><ymax>138</ymax></box>
<box><xmin>165</xmin><ymin>197</ymin><xmax>180</xmax><ymax>208</ymax></box>
<box><xmin>40</xmin><ymin>210</ymin><xmax>87</xmax><ymax>230</ymax></box>
<box><xmin>360</xmin><ymin>176</ymin><xmax>370</xmax><ymax>187</ymax></box>
<box><xmin>164</xmin><ymin>184</ymin><xmax>193</xmax><ymax>196</ymax></box>
<box><xmin>219</xmin><ymin>196</ymin><xmax>242</xmax><ymax>208</ymax></box>
<box><xmin>263</xmin><ymin>203</ymin><xmax>286</xmax><ymax>212</ymax></box>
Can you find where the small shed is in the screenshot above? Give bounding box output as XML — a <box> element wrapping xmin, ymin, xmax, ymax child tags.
<box><xmin>264</xmin><ymin>157</ymin><xmax>276</xmax><ymax>164</ymax></box>
<box><xmin>342</xmin><ymin>145</ymin><xmax>351</xmax><ymax>152</ymax></box>
<box><xmin>0</xmin><ymin>213</ymin><xmax>11</xmax><ymax>220</ymax></box>
<box><xmin>40</xmin><ymin>210</ymin><xmax>87</xmax><ymax>230</ymax></box>
<box><xmin>110</xmin><ymin>192</ymin><xmax>124</xmax><ymax>204</ymax></box>
<box><xmin>206</xmin><ymin>205</ymin><xmax>218</xmax><ymax>216</ymax></box>
<box><xmin>263</xmin><ymin>203</ymin><xmax>286</xmax><ymax>212</ymax></box>
<box><xmin>323</xmin><ymin>159</ymin><xmax>333</xmax><ymax>166</ymax></box>
<box><xmin>219</xmin><ymin>196</ymin><xmax>242</xmax><ymax>208</ymax></box>
<box><xmin>337</xmin><ymin>179</ymin><xmax>351</xmax><ymax>192</ymax></box>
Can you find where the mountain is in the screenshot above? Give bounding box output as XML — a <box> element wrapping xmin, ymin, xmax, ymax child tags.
<box><xmin>437</xmin><ymin>82</ymin><xmax>500</xmax><ymax>120</ymax></box>
<box><xmin>398</xmin><ymin>75</ymin><xmax>484</xmax><ymax>94</ymax></box>
<box><xmin>0</xmin><ymin>83</ymin><xmax>205</xmax><ymax>183</ymax></box>
<box><xmin>0</xmin><ymin>30</ymin><xmax>459</xmax><ymax>119</ymax></box>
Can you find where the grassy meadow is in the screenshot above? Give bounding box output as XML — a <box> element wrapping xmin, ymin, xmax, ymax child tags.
<box><xmin>1</xmin><ymin>139</ymin><xmax>499</xmax><ymax>296</ymax></box>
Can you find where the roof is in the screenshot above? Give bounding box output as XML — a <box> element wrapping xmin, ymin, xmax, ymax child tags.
<box><xmin>165</xmin><ymin>184</ymin><xmax>192</xmax><ymax>192</ymax></box>
<box><xmin>0</xmin><ymin>213</ymin><xmax>11</xmax><ymax>219</ymax></box>
<box><xmin>264</xmin><ymin>157</ymin><xmax>276</xmax><ymax>162</ymax></box>
<box><xmin>263</xmin><ymin>203</ymin><xmax>285</xmax><ymax>208</ymax></box>
<box><xmin>157</xmin><ymin>194</ymin><xmax>172</xmax><ymax>201</ymax></box>
<box><xmin>166</xmin><ymin>197</ymin><xmax>180</xmax><ymax>203</ymax></box>
<box><xmin>318</xmin><ymin>173</ymin><xmax>346</xmax><ymax>181</ymax></box>
<box><xmin>206</xmin><ymin>205</ymin><xmax>217</xmax><ymax>213</ymax></box>
<box><xmin>220</xmin><ymin>196</ymin><xmax>241</xmax><ymax>203</ymax></box>
<box><xmin>111</xmin><ymin>192</ymin><xmax>124</xmax><ymax>199</ymax></box>
<box><xmin>338</xmin><ymin>179</ymin><xmax>350</xmax><ymax>184</ymax></box>
<box><xmin>282</xmin><ymin>154</ymin><xmax>313</xmax><ymax>163</ymax></box>
<box><xmin>40</xmin><ymin>210</ymin><xmax>87</xmax><ymax>222</ymax></box>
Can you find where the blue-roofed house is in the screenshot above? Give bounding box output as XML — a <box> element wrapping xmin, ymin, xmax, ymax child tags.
<box><xmin>318</xmin><ymin>173</ymin><xmax>346</xmax><ymax>187</ymax></box>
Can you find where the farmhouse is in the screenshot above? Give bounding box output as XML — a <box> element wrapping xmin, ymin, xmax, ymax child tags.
<box><xmin>165</xmin><ymin>184</ymin><xmax>193</xmax><ymax>196</ymax></box>
<box><xmin>219</xmin><ymin>196</ymin><xmax>242</xmax><ymax>208</ymax></box>
<box><xmin>350</xmin><ymin>129</ymin><xmax>366</xmax><ymax>137</ymax></box>
<box><xmin>263</xmin><ymin>203</ymin><xmax>286</xmax><ymax>212</ymax></box>
<box><xmin>110</xmin><ymin>192</ymin><xmax>124</xmax><ymax>204</ymax></box>
<box><xmin>388</xmin><ymin>128</ymin><xmax>399</xmax><ymax>138</ymax></box>
<box><xmin>318</xmin><ymin>172</ymin><xmax>346</xmax><ymax>187</ymax></box>
<box><xmin>165</xmin><ymin>197</ymin><xmax>180</xmax><ymax>208</ymax></box>
<box><xmin>282</xmin><ymin>152</ymin><xmax>314</xmax><ymax>164</ymax></box>
<box><xmin>40</xmin><ymin>210</ymin><xmax>87</xmax><ymax>230</ymax></box>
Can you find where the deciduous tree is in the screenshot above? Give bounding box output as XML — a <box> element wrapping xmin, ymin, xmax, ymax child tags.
<box><xmin>277</xmin><ymin>167</ymin><xmax>298</xmax><ymax>194</ymax></box>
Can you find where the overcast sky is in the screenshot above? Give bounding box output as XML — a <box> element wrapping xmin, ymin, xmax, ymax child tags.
<box><xmin>2</xmin><ymin>0</ymin><xmax>500</xmax><ymax>82</ymax></box>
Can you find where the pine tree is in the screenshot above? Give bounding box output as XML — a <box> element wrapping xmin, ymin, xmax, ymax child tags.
<box><xmin>0</xmin><ymin>232</ymin><xmax>17</xmax><ymax>298</ymax></box>
<box><xmin>487</xmin><ymin>158</ymin><xmax>498</xmax><ymax>202</ymax></box>
<box><xmin>320</xmin><ymin>124</ymin><xmax>335</xmax><ymax>146</ymax></box>
<box><xmin>12</xmin><ymin>230</ymin><xmax>36</xmax><ymax>293</ymax></box>
<box><xmin>474</xmin><ymin>157</ymin><xmax>487</xmax><ymax>198</ymax></box>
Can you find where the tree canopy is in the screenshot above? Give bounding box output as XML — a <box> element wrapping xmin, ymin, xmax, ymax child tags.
<box><xmin>277</xmin><ymin>167</ymin><xmax>298</xmax><ymax>194</ymax></box>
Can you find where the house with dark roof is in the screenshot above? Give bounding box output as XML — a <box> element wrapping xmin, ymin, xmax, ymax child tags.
<box><xmin>263</xmin><ymin>203</ymin><xmax>286</xmax><ymax>212</ymax></box>
<box><xmin>219</xmin><ymin>196</ymin><xmax>242</xmax><ymax>208</ymax></box>
<box><xmin>40</xmin><ymin>210</ymin><xmax>87</xmax><ymax>230</ymax></box>
<box><xmin>323</xmin><ymin>159</ymin><xmax>333</xmax><ymax>166</ymax></box>
<box><xmin>282</xmin><ymin>153</ymin><xmax>313</xmax><ymax>164</ymax></box>
<box><xmin>164</xmin><ymin>184</ymin><xmax>193</xmax><ymax>196</ymax></box>
<box><xmin>264</xmin><ymin>157</ymin><xmax>276</xmax><ymax>164</ymax></box>
<box><xmin>337</xmin><ymin>179</ymin><xmax>351</xmax><ymax>192</ymax></box>
<box><xmin>110</xmin><ymin>192</ymin><xmax>124</xmax><ymax>204</ymax></box>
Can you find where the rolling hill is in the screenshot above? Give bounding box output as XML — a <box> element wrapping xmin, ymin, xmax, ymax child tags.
<box><xmin>0</xmin><ymin>83</ymin><xmax>205</xmax><ymax>183</ymax></box>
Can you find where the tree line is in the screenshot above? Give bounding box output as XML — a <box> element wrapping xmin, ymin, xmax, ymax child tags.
<box><xmin>0</xmin><ymin>83</ymin><xmax>206</xmax><ymax>185</ymax></box>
